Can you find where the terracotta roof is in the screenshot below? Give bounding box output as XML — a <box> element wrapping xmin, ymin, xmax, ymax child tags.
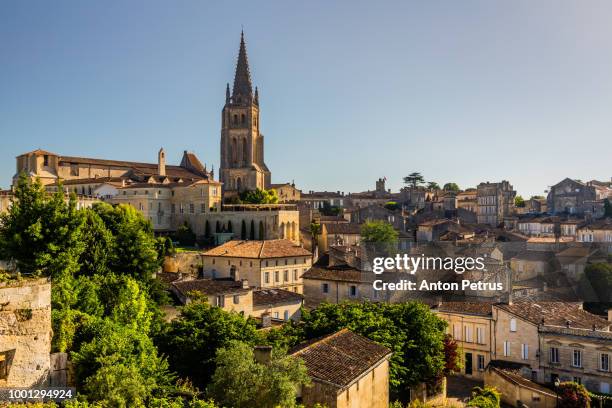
<box><xmin>488</xmin><ymin>365</ymin><xmax>555</xmax><ymax>397</ymax></box>
<box><xmin>253</xmin><ymin>288</ymin><xmax>303</xmax><ymax>307</ymax></box>
<box><xmin>203</xmin><ymin>240</ymin><xmax>311</xmax><ymax>259</ymax></box>
<box><xmin>495</xmin><ymin>302</ymin><xmax>611</xmax><ymax>330</ymax></box>
<box><xmin>302</xmin><ymin>254</ymin><xmax>366</xmax><ymax>283</ymax></box>
<box><xmin>19</xmin><ymin>149</ymin><xmax>58</xmax><ymax>156</ymax></box>
<box><xmin>324</xmin><ymin>223</ymin><xmax>362</xmax><ymax>235</ymax></box>
<box><xmin>49</xmin><ymin>177</ymin><xmax>125</xmax><ymax>186</ymax></box>
<box><xmin>434</xmin><ymin>301</ymin><xmax>493</xmax><ymax>316</ymax></box>
<box><xmin>539</xmin><ymin>324</ymin><xmax>612</xmax><ymax>341</ymax></box>
<box><xmin>290</xmin><ymin>329</ymin><xmax>391</xmax><ymax>388</ymax></box>
<box><xmin>171</xmin><ymin>279</ymin><xmax>251</xmax><ymax>297</ymax></box>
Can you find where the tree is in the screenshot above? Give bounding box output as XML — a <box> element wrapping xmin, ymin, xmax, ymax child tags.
<box><xmin>515</xmin><ymin>195</ymin><xmax>525</xmax><ymax>208</ymax></box>
<box><xmin>320</xmin><ymin>201</ymin><xmax>341</xmax><ymax>216</ymax></box>
<box><xmin>239</xmin><ymin>188</ymin><xmax>279</xmax><ymax>204</ymax></box>
<box><xmin>443</xmin><ymin>334</ymin><xmax>461</xmax><ymax>375</ymax></box>
<box><xmin>309</xmin><ymin>222</ymin><xmax>321</xmax><ymax>253</ymax></box>
<box><xmin>443</xmin><ymin>183</ymin><xmax>460</xmax><ymax>193</ymax></box>
<box><xmin>204</xmin><ymin>220</ymin><xmax>211</xmax><ymax>238</ymax></box>
<box><xmin>241</xmin><ymin>220</ymin><xmax>247</xmax><ymax>240</ymax></box>
<box><xmin>156</xmin><ymin>300</ymin><xmax>260</xmax><ymax>389</ymax></box>
<box><xmin>604</xmin><ymin>198</ymin><xmax>612</xmax><ymax>217</ymax></box>
<box><xmin>361</xmin><ymin>220</ymin><xmax>398</xmax><ymax>245</ymax></box>
<box><xmin>558</xmin><ymin>382</ymin><xmax>591</xmax><ymax>408</ymax></box>
<box><xmin>403</xmin><ymin>172</ymin><xmax>425</xmax><ymax>189</ymax></box>
<box><xmin>249</xmin><ymin>220</ymin><xmax>256</xmax><ymax>240</ymax></box>
<box><xmin>580</xmin><ymin>263</ymin><xmax>612</xmax><ymax>303</ymax></box>
<box><xmin>384</xmin><ymin>201</ymin><xmax>400</xmax><ymax>211</ymax></box>
<box><xmin>0</xmin><ymin>174</ymin><xmax>85</xmax><ymax>279</ymax></box>
<box><xmin>175</xmin><ymin>222</ymin><xmax>196</xmax><ymax>247</ymax></box>
<box><xmin>78</xmin><ymin>208</ymin><xmax>115</xmax><ymax>277</ymax></box>
<box><xmin>207</xmin><ymin>341</ymin><xmax>310</xmax><ymax>408</ymax></box>
<box><xmin>426</xmin><ymin>182</ymin><xmax>440</xmax><ymax>191</ymax></box>
<box><xmin>227</xmin><ymin>220</ymin><xmax>233</xmax><ymax>233</ymax></box>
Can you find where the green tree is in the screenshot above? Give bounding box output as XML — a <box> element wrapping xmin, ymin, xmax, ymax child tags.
<box><xmin>207</xmin><ymin>341</ymin><xmax>310</xmax><ymax>408</ymax></box>
<box><xmin>580</xmin><ymin>263</ymin><xmax>612</xmax><ymax>303</ymax></box>
<box><xmin>403</xmin><ymin>172</ymin><xmax>425</xmax><ymax>189</ymax></box>
<box><xmin>384</xmin><ymin>201</ymin><xmax>400</xmax><ymax>211</ymax></box>
<box><xmin>604</xmin><ymin>198</ymin><xmax>612</xmax><ymax>217</ymax></box>
<box><xmin>241</xmin><ymin>220</ymin><xmax>247</xmax><ymax>240</ymax></box>
<box><xmin>443</xmin><ymin>183</ymin><xmax>460</xmax><ymax>192</ymax></box>
<box><xmin>175</xmin><ymin>222</ymin><xmax>196</xmax><ymax>247</ymax></box>
<box><xmin>0</xmin><ymin>174</ymin><xmax>85</xmax><ymax>279</ymax></box>
<box><xmin>515</xmin><ymin>195</ymin><xmax>526</xmax><ymax>208</ymax></box>
<box><xmin>156</xmin><ymin>300</ymin><xmax>260</xmax><ymax>389</ymax></box>
<box><xmin>78</xmin><ymin>208</ymin><xmax>115</xmax><ymax>277</ymax></box>
<box><xmin>250</xmin><ymin>220</ymin><xmax>256</xmax><ymax>240</ymax></box>
<box><xmin>93</xmin><ymin>203</ymin><xmax>160</xmax><ymax>281</ymax></box>
<box><xmin>361</xmin><ymin>220</ymin><xmax>398</xmax><ymax>245</ymax></box>
<box><xmin>239</xmin><ymin>188</ymin><xmax>279</xmax><ymax>204</ymax></box>
<box><xmin>426</xmin><ymin>182</ymin><xmax>440</xmax><ymax>191</ymax></box>
<box><xmin>467</xmin><ymin>386</ymin><xmax>501</xmax><ymax>408</ymax></box>
<box><xmin>204</xmin><ymin>220</ymin><xmax>211</xmax><ymax>238</ymax></box>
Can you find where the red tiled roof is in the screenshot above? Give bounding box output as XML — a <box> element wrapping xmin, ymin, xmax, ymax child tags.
<box><xmin>253</xmin><ymin>288</ymin><xmax>303</xmax><ymax>307</ymax></box>
<box><xmin>496</xmin><ymin>302</ymin><xmax>611</xmax><ymax>330</ymax></box>
<box><xmin>290</xmin><ymin>329</ymin><xmax>391</xmax><ymax>388</ymax></box>
<box><xmin>203</xmin><ymin>240</ymin><xmax>311</xmax><ymax>259</ymax></box>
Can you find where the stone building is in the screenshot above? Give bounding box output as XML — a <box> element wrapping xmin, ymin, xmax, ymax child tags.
<box><xmin>547</xmin><ymin>178</ymin><xmax>610</xmax><ymax>216</ymax></box>
<box><xmin>201</xmin><ymin>239</ymin><xmax>312</xmax><ymax>294</ymax></box>
<box><xmin>432</xmin><ymin>302</ymin><xmax>494</xmax><ymax>381</ymax></box>
<box><xmin>456</xmin><ymin>189</ymin><xmax>477</xmax><ymax>213</ymax></box>
<box><xmin>270</xmin><ymin>183</ymin><xmax>301</xmax><ymax>203</ymax></box>
<box><xmin>476</xmin><ymin>181</ymin><xmax>516</xmax><ymax>226</ymax></box>
<box><xmin>318</xmin><ymin>222</ymin><xmax>362</xmax><ymax>252</ymax></box>
<box><xmin>219</xmin><ymin>32</ymin><xmax>271</xmax><ymax>194</ymax></box>
<box><xmin>0</xmin><ymin>278</ymin><xmax>52</xmax><ymax>388</ymax></box>
<box><xmin>290</xmin><ymin>329</ymin><xmax>392</xmax><ymax>408</ymax></box>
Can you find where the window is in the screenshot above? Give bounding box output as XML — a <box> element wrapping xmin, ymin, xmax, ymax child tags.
<box><xmin>464</xmin><ymin>326</ymin><xmax>473</xmax><ymax>343</ymax></box>
<box><xmin>503</xmin><ymin>341</ymin><xmax>510</xmax><ymax>357</ymax></box>
<box><xmin>521</xmin><ymin>344</ymin><xmax>529</xmax><ymax>360</ymax></box>
<box><xmin>0</xmin><ymin>350</ymin><xmax>12</xmax><ymax>380</ymax></box>
<box><xmin>601</xmin><ymin>383</ymin><xmax>610</xmax><ymax>394</ymax></box>
<box><xmin>453</xmin><ymin>324</ymin><xmax>461</xmax><ymax>340</ymax></box>
<box><xmin>283</xmin><ymin>270</ymin><xmax>288</xmax><ymax>282</ymax></box>
<box><xmin>264</xmin><ymin>272</ymin><xmax>270</xmax><ymax>284</ymax></box>
<box><xmin>477</xmin><ymin>355</ymin><xmax>485</xmax><ymax>371</ymax></box>
<box><xmin>601</xmin><ymin>353</ymin><xmax>610</xmax><ymax>372</ymax></box>
<box><xmin>171</xmin><ymin>204</ymin><xmax>176</xmax><ymax>214</ymax></box>
<box><xmin>349</xmin><ymin>285</ymin><xmax>357</xmax><ymax>297</ymax></box>
<box><xmin>274</xmin><ymin>311</ymin><xmax>279</xmax><ymax>319</ymax></box>
<box><xmin>574</xmin><ymin>377</ymin><xmax>582</xmax><ymax>385</ymax></box>
<box><xmin>43</xmin><ymin>155</ymin><xmax>49</xmax><ymax>166</ymax></box>
<box><xmin>274</xmin><ymin>271</ymin><xmax>279</xmax><ymax>282</ymax></box>
<box><xmin>322</xmin><ymin>283</ymin><xmax>329</xmax><ymax>293</ymax></box>
<box><xmin>476</xmin><ymin>327</ymin><xmax>485</xmax><ymax>344</ymax></box>
<box><xmin>550</xmin><ymin>347</ymin><xmax>560</xmax><ymax>363</ymax></box>
<box><xmin>284</xmin><ymin>310</ymin><xmax>289</xmax><ymax>321</ymax></box>
<box><xmin>201</xmin><ymin>203</ymin><xmax>206</xmax><ymax>213</ymax></box>
<box><xmin>180</xmin><ymin>203</ymin><xmax>184</xmax><ymax>214</ymax></box>
<box><xmin>233</xmin><ymin>295</ymin><xmax>240</xmax><ymax>305</ymax></box>
<box><xmin>510</xmin><ymin>319</ymin><xmax>517</xmax><ymax>332</ymax></box>
<box><xmin>293</xmin><ymin>270</ymin><xmax>298</xmax><ymax>280</ymax></box>
<box><xmin>189</xmin><ymin>203</ymin><xmax>194</xmax><ymax>214</ymax></box>
<box><xmin>285</xmin><ymin>259</ymin><xmax>288</xmax><ymax>266</ymax></box>
<box><xmin>216</xmin><ymin>296</ymin><xmax>225</xmax><ymax>307</ymax></box>
<box><xmin>572</xmin><ymin>349</ymin><xmax>582</xmax><ymax>367</ymax></box>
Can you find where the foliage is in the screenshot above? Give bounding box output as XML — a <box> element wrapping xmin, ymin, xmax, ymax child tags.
<box><xmin>207</xmin><ymin>340</ymin><xmax>310</xmax><ymax>408</ymax></box>
<box><xmin>558</xmin><ymin>382</ymin><xmax>591</xmax><ymax>408</ymax></box>
<box><xmin>361</xmin><ymin>220</ymin><xmax>399</xmax><ymax>246</ymax></box>
<box><xmin>320</xmin><ymin>201</ymin><xmax>341</xmax><ymax>216</ymax></box>
<box><xmin>295</xmin><ymin>301</ymin><xmax>447</xmax><ymax>396</ymax></box>
<box><xmin>148</xmin><ymin>398</ymin><xmax>220</xmax><ymax>408</ymax></box>
<box><xmin>426</xmin><ymin>182</ymin><xmax>440</xmax><ymax>191</ymax></box>
<box><xmin>156</xmin><ymin>300</ymin><xmax>260</xmax><ymax>389</ymax></box>
<box><xmin>467</xmin><ymin>386</ymin><xmax>501</xmax><ymax>408</ymax></box>
<box><xmin>581</xmin><ymin>263</ymin><xmax>612</xmax><ymax>303</ymax></box>
<box><xmin>605</xmin><ymin>199</ymin><xmax>612</xmax><ymax>217</ymax></box>
<box><xmin>77</xmin><ymin>208</ymin><xmax>115</xmax><ymax>277</ymax></box>
<box><xmin>443</xmin><ymin>334</ymin><xmax>461</xmax><ymax>375</ymax></box>
<box><xmin>403</xmin><ymin>172</ymin><xmax>425</xmax><ymax>189</ymax></box>
<box><xmin>175</xmin><ymin>222</ymin><xmax>196</xmax><ymax>247</ymax></box>
<box><xmin>514</xmin><ymin>195</ymin><xmax>525</xmax><ymax>208</ymax></box>
<box><xmin>239</xmin><ymin>188</ymin><xmax>279</xmax><ymax>204</ymax></box>
<box><xmin>443</xmin><ymin>183</ymin><xmax>460</xmax><ymax>192</ymax></box>
<box><xmin>241</xmin><ymin>219</ymin><xmax>247</xmax><ymax>239</ymax></box>
<box><xmin>384</xmin><ymin>201</ymin><xmax>401</xmax><ymax>211</ymax></box>
<box><xmin>0</xmin><ymin>174</ymin><xmax>85</xmax><ymax>279</ymax></box>
<box><xmin>250</xmin><ymin>219</ymin><xmax>256</xmax><ymax>240</ymax></box>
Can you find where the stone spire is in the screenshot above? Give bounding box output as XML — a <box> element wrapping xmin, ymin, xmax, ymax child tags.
<box><xmin>232</xmin><ymin>30</ymin><xmax>253</xmax><ymax>102</ymax></box>
<box><xmin>254</xmin><ymin>86</ymin><xmax>259</xmax><ymax>105</ymax></box>
<box><xmin>226</xmin><ymin>83</ymin><xmax>230</xmax><ymax>104</ymax></box>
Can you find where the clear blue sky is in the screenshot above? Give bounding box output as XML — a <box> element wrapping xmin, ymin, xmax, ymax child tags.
<box><xmin>1</xmin><ymin>1</ymin><xmax>611</xmax><ymax>197</ymax></box>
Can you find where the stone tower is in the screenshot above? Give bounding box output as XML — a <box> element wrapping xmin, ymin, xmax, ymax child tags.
<box><xmin>220</xmin><ymin>31</ymin><xmax>271</xmax><ymax>194</ymax></box>
<box><xmin>158</xmin><ymin>147</ymin><xmax>166</xmax><ymax>176</ymax></box>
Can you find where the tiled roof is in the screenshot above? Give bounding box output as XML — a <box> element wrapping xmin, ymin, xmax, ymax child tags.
<box><xmin>324</xmin><ymin>223</ymin><xmax>362</xmax><ymax>235</ymax></box>
<box><xmin>579</xmin><ymin>219</ymin><xmax>612</xmax><ymax>231</ymax></box>
<box><xmin>512</xmin><ymin>250</ymin><xmax>556</xmax><ymax>262</ymax></box>
<box><xmin>302</xmin><ymin>254</ymin><xmax>366</xmax><ymax>283</ymax></box>
<box><xmin>496</xmin><ymin>302</ymin><xmax>611</xmax><ymax>330</ymax></box>
<box><xmin>203</xmin><ymin>240</ymin><xmax>311</xmax><ymax>259</ymax></box>
<box><xmin>253</xmin><ymin>288</ymin><xmax>303</xmax><ymax>307</ymax></box>
<box><xmin>290</xmin><ymin>329</ymin><xmax>391</xmax><ymax>388</ymax></box>
<box><xmin>434</xmin><ymin>301</ymin><xmax>493</xmax><ymax>316</ymax></box>
<box><xmin>19</xmin><ymin>149</ymin><xmax>58</xmax><ymax>156</ymax></box>
<box><xmin>539</xmin><ymin>325</ymin><xmax>612</xmax><ymax>341</ymax></box>
<box><xmin>49</xmin><ymin>177</ymin><xmax>125</xmax><ymax>186</ymax></box>
<box><xmin>171</xmin><ymin>279</ymin><xmax>251</xmax><ymax>296</ymax></box>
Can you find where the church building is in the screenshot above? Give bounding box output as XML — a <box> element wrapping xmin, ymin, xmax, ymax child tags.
<box><xmin>219</xmin><ymin>32</ymin><xmax>271</xmax><ymax>194</ymax></box>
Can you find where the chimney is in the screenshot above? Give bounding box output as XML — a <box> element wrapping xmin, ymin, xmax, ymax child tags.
<box><xmin>254</xmin><ymin>345</ymin><xmax>272</xmax><ymax>364</ymax></box>
<box><xmin>158</xmin><ymin>148</ymin><xmax>166</xmax><ymax>176</ymax></box>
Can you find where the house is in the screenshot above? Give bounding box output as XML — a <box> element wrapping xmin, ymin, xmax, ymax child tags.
<box><xmin>484</xmin><ymin>361</ymin><xmax>557</xmax><ymax>408</ymax></box>
<box><xmin>555</xmin><ymin>246</ymin><xmax>607</xmax><ymax>281</ymax></box>
<box><xmin>476</xmin><ymin>181</ymin><xmax>516</xmax><ymax>226</ymax></box>
<box><xmin>577</xmin><ymin>219</ymin><xmax>612</xmax><ymax>252</ymax></box>
<box><xmin>432</xmin><ymin>302</ymin><xmax>494</xmax><ymax>380</ymax></box>
<box><xmin>201</xmin><ymin>239</ymin><xmax>312</xmax><ymax>294</ymax></box>
<box><xmin>546</xmin><ymin>178</ymin><xmax>609</xmax><ymax>216</ymax></box>
<box><xmin>252</xmin><ymin>288</ymin><xmax>304</xmax><ymax>321</ymax></box>
<box><xmin>510</xmin><ymin>251</ymin><xmax>557</xmax><ymax>281</ymax></box>
<box><xmin>318</xmin><ymin>222</ymin><xmax>362</xmax><ymax>252</ymax></box>
<box><xmin>290</xmin><ymin>329</ymin><xmax>392</xmax><ymax>408</ymax></box>
<box><xmin>348</xmin><ymin>204</ymin><xmax>406</xmax><ymax>232</ymax></box>
<box><xmin>270</xmin><ymin>182</ymin><xmax>301</xmax><ymax>203</ymax></box>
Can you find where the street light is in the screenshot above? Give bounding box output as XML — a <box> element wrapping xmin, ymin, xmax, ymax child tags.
<box><xmin>554</xmin><ymin>378</ymin><xmax>561</xmax><ymax>407</ymax></box>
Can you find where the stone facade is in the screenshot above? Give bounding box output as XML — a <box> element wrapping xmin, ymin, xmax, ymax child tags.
<box><xmin>477</xmin><ymin>181</ymin><xmax>516</xmax><ymax>226</ymax></box>
<box><xmin>0</xmin><ymin>278</ymin><xmax>52</xmax><ymax>388</ymax></box>
<box><xmin>270</xmin><ymin>183</ymin><xmax>301</xmax><ymax>203</ymax></box>
<box><xmin>219</xmin><ymin>32</ymin><xmax>271</xmax><ymax>193</ymax></box>
<box><xmin>547</xmin><ymin>178</ymin><xmax>599</xmax><ymax>216</ymax></box>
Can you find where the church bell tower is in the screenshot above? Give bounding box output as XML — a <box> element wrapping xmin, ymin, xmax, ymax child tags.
<box><xmin>220</xmin><ymin>31</ymin><xmax>271</xmax><ymax>194</ymax></box>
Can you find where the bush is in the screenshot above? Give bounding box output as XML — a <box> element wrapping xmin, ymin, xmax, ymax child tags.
<box><xmin>467</xmin><ymin>386</ymin><xmax>501</xmax><ymax>408</ymax></box>
<box><xmin>558</xmin><ymin>382</ymin><xmax>591</xmax><ymax>408</ymax></box>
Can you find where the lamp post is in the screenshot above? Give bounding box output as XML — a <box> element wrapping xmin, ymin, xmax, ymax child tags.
<box><xmin>554</xmin><ymin>378</ymin><xmax>560</xmax><ymax>407</ymax></box>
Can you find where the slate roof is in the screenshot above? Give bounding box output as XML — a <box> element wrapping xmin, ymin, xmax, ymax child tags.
<box><xmin>203</xmin><ymin>239</ymin><xmax>311</xmax><ymax>259</ymax></box>
<box><xmin>253</xmin><ymin>288</ymin><xmax>303</xmax><ymax>307</ymax></box>
<box><xmin>496</xmin><ymin>302</ymin><xmax>611</xmax><ymax>330</ymax></box>
<box><xmin>290</xmin><ymin>329</ymin><xmax>391</xmax><ymax>389</ymax></box>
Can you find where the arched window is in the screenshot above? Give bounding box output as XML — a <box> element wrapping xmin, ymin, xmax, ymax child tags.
<box><xmin>231</xmin><ymin>138</ymin><xmax>237</xmax><ymax>163</ymax></box>
<box><xmin>236</xmin><ymin>177</ymin><xmax>242</xmax><ymax>191</ymax></box>
<box><xmin>241</xmin><ymin>114</ymin><xmax>246</xmax><ymax>124</ymax></box>
<box><xmin>233</xmin><ymin>114</ymin><xmax>238</xmax><ymax>124</ymax></box>
<box><xmin>242</xmin><ymin>139</ymin><xmax>248</xmax><ymax>164</ymax></box>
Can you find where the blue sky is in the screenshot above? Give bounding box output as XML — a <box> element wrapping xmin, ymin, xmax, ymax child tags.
<box><xmin>1</xmin><ymin>1</ymin><xmax>611</xmax><ymax>197</ymax></box>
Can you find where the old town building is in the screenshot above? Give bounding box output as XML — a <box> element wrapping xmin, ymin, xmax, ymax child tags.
<box><xmin>476</xmin><ymin>181</ymin><xmax>516</xmax><ymax>226</ymax></box>
<box><xmin>547</xmin><ymin>178</ymin><xmax>611</xmax><ymax>216</ymax></box>
<box><xmin>219</xmin><ymin>32</ymin><xmax>271</xmax><ymax>194</ymax></box>
<box><xmin>200</xmin><ymin>239</ymin><xmax>312</xmax><ymax>294</ymax></box>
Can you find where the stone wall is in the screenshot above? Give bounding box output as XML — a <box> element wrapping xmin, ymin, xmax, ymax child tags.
<box><xmin>0</xmin><ymin>278</ymin><xmax>52</xmax><ymax>388</ymax></box>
